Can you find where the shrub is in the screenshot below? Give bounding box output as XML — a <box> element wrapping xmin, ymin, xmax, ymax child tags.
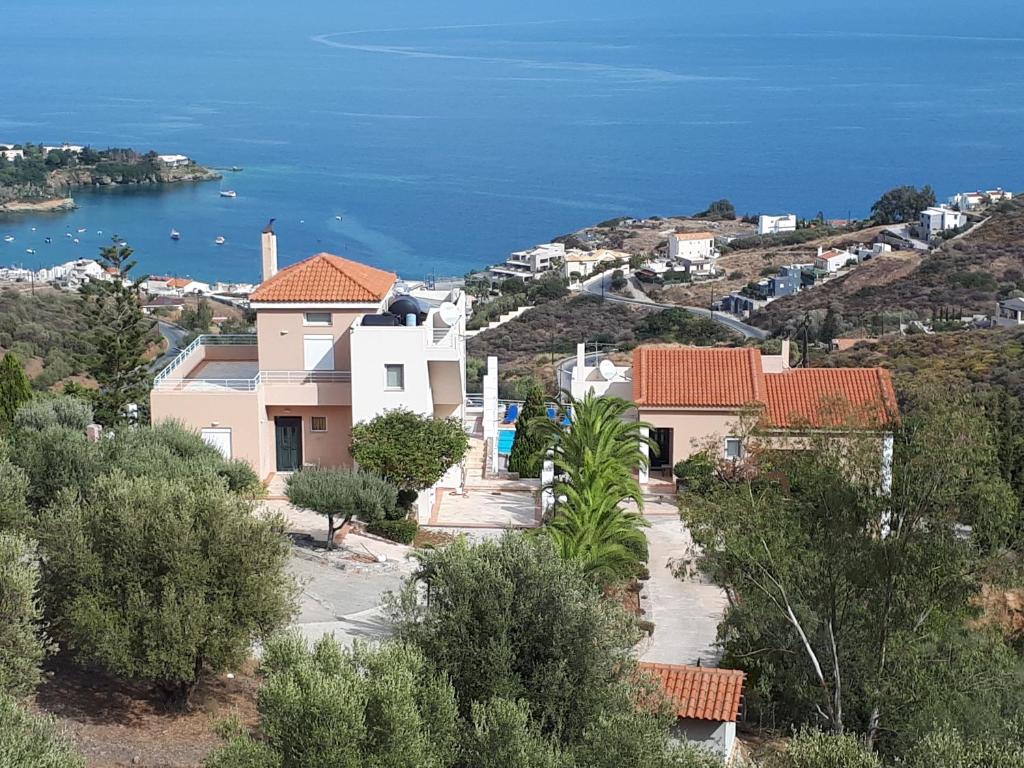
<box><xmin>366</xmin><ymin>517</ymin><xmax>418</xmax><ymax>544</ymax></box>
<box><xmin>0</xmin><ymin>694</ymin><xmax>84</xmax><ymax>768</ymax></box>
<box><xmin>351</xmin><ymin>409</ymin><xmax>468</xmax><ymax>491</ymax></box>
<box><xmin>673</xmin><ymin>453</ymin><xmax>717</xmax><ymax>495</ymax></box>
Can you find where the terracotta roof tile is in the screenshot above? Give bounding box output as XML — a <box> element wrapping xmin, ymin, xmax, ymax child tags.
<box><xmin>764</xmin><ymin>368</ymin><xmax>898</xmax><ymax>428</ymax></box>
<box><xmin>250</xmin><ymin>253</ymin><xmax>396</xmax><ymax>303</ymax></box>
<box><xmin>640</xmin><ymin>663</ymin><xmax>744</xmax><ymax>722</ymax></box>
<box><xmin>632</xmin><ymin>346</ymin><xmax>767</xmax><ymax>408</ymax></box>
<box><xmin>631</xmin><ymin>345</ymin><xmax>898</xmax><ymax>428</ymax></box>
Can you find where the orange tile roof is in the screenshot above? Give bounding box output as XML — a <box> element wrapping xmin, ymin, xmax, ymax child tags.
<box><xmin>640</xmin><ymin>663</ymin><xmax>744</xmax><ymax>722</ymax></box>
<box><xmin>250</xmin><ymin>253</ymin><xmax>396</xmax><ymax>303</ymax></box>
<box><xmin>631</xmin><ymin>345</ymin><xmax>898</xmax><ymax>428</ymax></box>
<box><xmin>671</xmin><ymin>231</ymin><xmax>716</xmax><ymax>241</ymax></box>
<box><xmin>632</xmin><ymin>346</ymin><xmax>767</xmax><ymax>408</ymax></box>
<box><xmin>764</xmin><ymin>368</ymin><xmax>898</xmax><ymax>428</ymax></box>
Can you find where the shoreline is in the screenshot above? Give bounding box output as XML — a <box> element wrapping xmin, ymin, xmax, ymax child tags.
<box><xmin>0</xmin><ymin>197</ymin><xmax>77</xmax><ymax>214</ymax></box>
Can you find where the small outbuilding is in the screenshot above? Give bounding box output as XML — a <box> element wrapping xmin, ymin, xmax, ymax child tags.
<box><xmin>640</xmin><ymin>662</ymin><xmax>745</xmax><ymax>760</ymax></box>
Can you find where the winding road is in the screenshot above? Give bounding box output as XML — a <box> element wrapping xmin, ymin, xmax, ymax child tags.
<box><xmin>582</xmin><ymin>272</ymin><xmax>769</xmax><ymax>341</ymax></box>
<box><xmin>152</xmin><ymin>320</ymin><xmax>189</xmax><ymax>371</ymax></box>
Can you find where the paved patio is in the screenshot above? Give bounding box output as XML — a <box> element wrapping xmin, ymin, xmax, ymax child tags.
<box><xmin>427</xmin><ymin>486</ymin><xmax>540</xmax><ymax>529</ymax></box>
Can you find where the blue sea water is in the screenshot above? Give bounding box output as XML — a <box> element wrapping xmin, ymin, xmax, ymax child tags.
<box><xmin>1</xmin><ymin>1</ymin><xmax>1023</xmax><ymax>282</ymax></box>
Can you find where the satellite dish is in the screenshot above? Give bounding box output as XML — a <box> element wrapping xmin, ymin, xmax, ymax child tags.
<box><xmin>438</xmin><ymin>302</ymin><xmax>462</xmax><ymax>326</ymax></box>
<box><xmin>598</xmin><ymin>359</ymin><xmax>617</xmax><ymax>381</ymax></box>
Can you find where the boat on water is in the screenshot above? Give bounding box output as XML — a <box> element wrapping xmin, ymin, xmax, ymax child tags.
<box><xmin>64</xmin><ymin>232</ymin><xmax>72</xmax><ymax>238</ymax></box>
<box><xmin>215</xmin><ymin>236</ymin><xmax>226</xmax><ymax>245</ymax></box>
<box><xmin>220</xmin><ymin>190</ymin><xmax>237</xmax><ymax>198</ymax></box>
<box><xmin>77</xmin><ymin>227</ymin><xmax>87</xmax><ymax>233</ymax></box>
<box><xmin>170</xmin><ymin>229</ymin><xmax>181</xmax><ymax>241</ymax></box>
<box><xmin>44</xmin><ymin>237</ymin><xmax>52</xmax><ymax>244</ymax></box>
<box><xmin>335</xmin><ymin>215</ymin><xmax>343</xmax><ymax>221</ymax></box>
<box><xmin>118</xmin><ymin>241</ymin><xmax>128</xmax><ymax>247</ymax></box>
<box><xmin>3</xmin><ymin>235</ymin><xmax>14</xmax><ymax>243</ymax></box>
<box><xmin>72</xmin><ymin>238</ymin><xmax>80</xmax><ymax>244</ymax></box>
<box><xmin>25</xmin><ymin>248</ymin><xmax>35</xmax><ymax>255</ymax></box>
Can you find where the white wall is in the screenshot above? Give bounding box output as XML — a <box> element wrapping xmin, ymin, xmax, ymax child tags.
<box><xmin>669</xmin><ymin>236</ymin><xmax>715</xmax><ymax>260</ymax></box>
<box><xmin>758</xmin><ymin>214</ymin><xmax>797</xmax><ymax>235</ymax></box>
<box><xmin>671</xmin><ymin>719</ymin><xmax>735</xmax><ymax>759</ymax></box>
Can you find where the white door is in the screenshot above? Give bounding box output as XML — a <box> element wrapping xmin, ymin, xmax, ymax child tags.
<box><xmin>201</xmin><ymin>428</ymin><xmax>232</xmax><ymax>459</ymax></box>
<box><xmin>303</xmin><ymin>335</ymin><xmax>335</xmax><ymax>371</ymax></box>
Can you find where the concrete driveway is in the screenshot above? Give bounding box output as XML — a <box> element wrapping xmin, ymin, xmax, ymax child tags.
<box><xmin>637</xmin><ymin>504</ymin><xmax>728</xmax><ymax>667</ymax></box>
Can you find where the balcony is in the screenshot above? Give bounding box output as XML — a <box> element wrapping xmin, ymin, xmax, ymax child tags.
<box><xmin>153</xmin><ymin>335</ymin><xmax>351</xmax><ymax>404</ymax></box>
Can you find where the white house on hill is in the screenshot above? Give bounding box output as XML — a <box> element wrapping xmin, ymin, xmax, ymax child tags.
<box><xmin>758</xmin><ymin>214</ymin><xmax>797</xmax><ymax>236</ymax></box>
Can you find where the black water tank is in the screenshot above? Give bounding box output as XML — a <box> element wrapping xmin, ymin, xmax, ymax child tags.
<box><xmin>388</xmin><ymin>295</ymin><xmax>428</xmax><ymax>325</ymax></box>
<box><xmin>360</xmin><ymin>313</ymin><xmax>401</xmax><ymax>327</ymax></box>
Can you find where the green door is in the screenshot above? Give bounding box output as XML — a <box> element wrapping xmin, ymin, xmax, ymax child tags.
<box><xmin>275</xmin><ymin>417</ymin><xmax>303</xmax><ymax>471</ymax></box>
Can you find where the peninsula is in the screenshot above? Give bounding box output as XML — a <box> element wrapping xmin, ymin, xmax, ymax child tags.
<box><xmin>0</xmin><ymin>142</ymin><xmax>220</xmax><ymax>212</ymax></box>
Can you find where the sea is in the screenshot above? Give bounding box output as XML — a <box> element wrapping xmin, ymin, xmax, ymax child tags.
<box><xmin>1</xmin><ymin>0</ymin><xmax>1023</xmax><ymax>283</ymax></box>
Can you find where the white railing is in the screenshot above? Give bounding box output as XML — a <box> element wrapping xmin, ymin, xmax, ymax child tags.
<box><xmin>153</xmin><ymin>368</ymin><xmax>352</xmax><ymax>392</ymax></box>
<box><xmin>154</xmin><ymin>334</ymin><xmax>257</xmax><ymax>385</ymax></box>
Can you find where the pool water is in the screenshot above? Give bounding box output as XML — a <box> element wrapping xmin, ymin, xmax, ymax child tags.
<box><xmin>497</xmin><ymin>429</ymin><xmax>515</xmax><ymax>456</ymax></box>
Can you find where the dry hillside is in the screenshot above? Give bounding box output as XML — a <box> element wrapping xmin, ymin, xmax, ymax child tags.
<box><xmin>751</xmin><ymin>198</ymin><xmax>1024</xmax><ymax>329</ymax></box>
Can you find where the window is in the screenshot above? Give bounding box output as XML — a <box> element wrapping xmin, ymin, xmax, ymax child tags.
<box><xmin>304</xmin><ymin>312</ymin><xmax>332</xmax><ymax>326</ymax></box>
<box><xmin>385</xmin><ymin>364</ymin><xmax>405</xmax><ymax>390</ymax></box>
<box><xmin>725</xmin><ymin>437</ymin><xmax>744</xmax><ymax>460</ymax></box>
<box><xmin>303</xmin><ymin>335</ymin><xmax>335</xmax><ymax>371</ymax></box>
<box><xmin>311</xmin><ymin>416</ymin><xmax>328</xmax><ymax>432</ymax></box>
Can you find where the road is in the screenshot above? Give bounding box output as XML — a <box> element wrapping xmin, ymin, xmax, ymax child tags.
<box><xmin>582</xmin><ymin>272</ymin><xmax>769</xmax><ymax>341</ymax></box>
<box><xmin>152</xmin><ymin>320</ymin><xmax>188</xmax><ymax>371</ymax></box>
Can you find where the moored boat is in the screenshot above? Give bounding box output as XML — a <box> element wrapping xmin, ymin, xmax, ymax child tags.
<box><xmin>215</xmin><ymin>236</ymin><xmax>226</xmax><ymax>245</ymax></box>
<box><xmin>170</xmin><ymin>229</ymin><xmax>181</xmax><ymax>240</ymax></box>
<box><xmin>220</xmin><ymin>190</ymin><xmax>237</xmax><ymax>198</ymax></box>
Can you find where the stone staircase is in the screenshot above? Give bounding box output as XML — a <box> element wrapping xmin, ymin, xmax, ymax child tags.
<box><xmin>465</xmin><ymin>305</ymin><xmax>534</xmax><ymax>338</ymax></box>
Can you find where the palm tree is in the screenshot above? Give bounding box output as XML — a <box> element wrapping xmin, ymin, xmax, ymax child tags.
<box><xmin>537</xmin><ymin>391</ymin><xmax>656</xmax><ymax>508</ymax></box>
<box><xmin>535</xmin><ymin>391</ymin><xmax>658</xmax><ymax>584</ymax></box>
<box><xmin>545</xmin><ymin>467</ymin><xmax>650</xmax><ymax>584</ymax></box>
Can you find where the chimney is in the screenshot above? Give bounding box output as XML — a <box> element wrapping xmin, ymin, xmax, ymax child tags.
<box><xmin>780</xmin><ymin>339</ymin><xmax>791</xmax><ymax>369</ymax></box>
<box><xmin>261</xmin><ymin>219</ymin><xmax>278</xmax><ymax>281</ymax></box>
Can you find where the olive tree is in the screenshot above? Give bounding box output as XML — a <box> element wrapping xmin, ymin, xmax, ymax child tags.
<box><xmin>285</xmin><ymin>468</ymin><xmax>398</xmax><ymax>549</ymax></box>
<box><xmin>763</xmin><ymin>730</ymin><xmax>882</xmax><ymax>768</ymax></box>
<box><xmin>351</xmin><ymin>408</ymin><xmax>468</xmax><ymax>491</ymax></box>
<box><xmin>206</xmin><ymin>634</ymin><xmax>459</xmax><ymax>768</ymax></box>
<box><xmin>38</xmin><ymin>472</ymin><xmax>296</xmax><ymax>707</ymax></box>
<box><xmin>0</xmin><ymin>534</ymin><xmax>51</xmax><ymax>699</ymax></box>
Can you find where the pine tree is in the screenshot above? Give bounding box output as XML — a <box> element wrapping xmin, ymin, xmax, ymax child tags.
<box><xmin>0</xmin><ymin>352</ymin><xmax>33</xmax><ymax>428</ymax></box>
<box><xmin>82</xmin><ymin>238</ymin><xmax>154</xmax><ymax>426</ymax></box>
<box><xmin>507</xmin><ymin>383</ymin><xmax>547</xmax><ymax>478</ymax></box>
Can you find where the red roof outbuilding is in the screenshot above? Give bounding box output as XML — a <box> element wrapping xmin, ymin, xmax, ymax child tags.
<box><xmin>640</xmin><ymin>662</ymin><xmax>745</xmax><ymax>722</ymax></box>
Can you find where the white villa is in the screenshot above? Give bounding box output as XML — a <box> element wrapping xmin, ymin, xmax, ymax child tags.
<box><xmin>492</xmin><ymin>242</ymin><xmax>574</xmax><ymax>281</ymax></box>
<box><xmin>949</xmin><ymin>188</ymin><xmax>1013</xmax><ymax>211</ymax></box>
<box><xmin>668</xmin><ymin>231</ymin><xmax>719</xmax><ymax>277</ymax></box>
<box><xmin>757</xmin><ymin>214</ymin><xmax>797</xmax><ymax>236</ymax></box>
<box><xmin>157</xmin><ymin>154</ymin><xmax>191</xmax><ymax>167</ymax></box>
<box><xmin>814</xmin><ymin>247</ymin><xmax>856</xmax><ymax>273</ymax></box>
<box><xmin>919</xmin><ymin>206</ymin><xmax>966</xmax><ymax>239</ymax></box>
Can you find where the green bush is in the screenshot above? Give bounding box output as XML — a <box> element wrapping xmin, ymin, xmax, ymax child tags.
<box><xmin>286</xmin><ymin>467</ymin><xmax>399</xmax><ymax>548</ymax></box>
<box><xmin>673</xmin><ymin>453</ymin><xmax>717</xmax><ymax>494</ymax></box>
<box><xmin>367</xmin><ymin>517</ymin><xmax>418</xmax><ymax>544</ymax></box>
<box><xmin>0</xmin><ymin>534</ymin><xmax>51</xmax><ymax>698</ymax></box>
<box><xmin>0</xmin><ymin>693</ymin><xmax>84</xmax><ymax>768</ymax></box>
<box><xmin>14</xmin><ymin>396</ymin><xmax>94</xmax><ymax>432</ymax></box>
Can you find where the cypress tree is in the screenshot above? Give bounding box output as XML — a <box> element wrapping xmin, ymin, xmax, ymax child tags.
<box><xmin>508</xmin><ymin>383</ymin><xmax>547</xmax><ymax>478</ymax></box>
<box><xmin>0</xmin><ymin>352</ymin><xmax>33</xmax><ymax>428</ymax></box>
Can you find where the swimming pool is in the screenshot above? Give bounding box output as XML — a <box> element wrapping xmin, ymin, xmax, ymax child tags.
<box><xmin>497</xmin><ymin>428</ymin><xmax>515</xmax><ymax>456</ymax></box>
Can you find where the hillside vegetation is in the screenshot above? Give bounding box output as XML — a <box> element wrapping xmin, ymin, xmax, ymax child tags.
<box><xmin>751</xmin><ymin>198</ymin><xmax>1024</xmax><ymax>329</ymax></box>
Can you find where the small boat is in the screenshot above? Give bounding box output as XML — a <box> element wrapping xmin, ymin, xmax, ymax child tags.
<box><xmin>3</xmin><ymin>235</ymin><xmax>14</xmax><ymax>243</ymax></box>
<box><xmin>170</xmin><ymin>229</ymin><xmax>181</xmax><ymax>241</ymax></box>
<box><xmin>118</xmin><ymin>240</ymin><xmax>128</xmax><ymax>247</ymax></box>
<box><xmin>30</xmin><ymin>227</ymin><xmax>36</xmax><ymax>231</ymax></box>
<box><xmin>220</xmin><ymin>190</ymin><xmax>237</xmax><ymax>198</ymax></box>
<box><xmin>229</xmin><ymin>166</ymin><xmax>243</xmax><ymax>172</ymax></box>
<box><xmin>25</xmin><ymin>248</ymin><xmax>35</xmax><ymax>254</ymax></box>
<box><xmin>72</xmin><ymin>238</ymin><xmax>80</xmax><ymax>244</ymax></box>
<box><xmin>77</xmin><ymin>227</ymin><xmax>87</xmax><ymax>233</ymax></box>
<box><xmin>44</xmin><ymin>237</ymin><xmax>52</xmax><ymax>244</ymax></box>
<box><xmin>335</xmin><ymin>215</ymin><xmax>343</xmax><ymax>221</ymax></box>
<box><xmin>64</xmin><ymin>232</ymin><xmax>73</xmax><ymax>238</ymax></box>
<box><xmin>215</xmin><ymin>236</ymin><xmax>226</xmax><ymax>245</ymax></box>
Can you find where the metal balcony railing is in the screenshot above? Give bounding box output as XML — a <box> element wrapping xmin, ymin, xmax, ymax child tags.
<box><xmin>152</xmin><ymin>368</ymin><xmax>352</xmax><ymax>392</ymax></box>
<box><xmin>153</xmin><ymin>334</ymin><xmax>257</xmax><ymax>385</ymax></box>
